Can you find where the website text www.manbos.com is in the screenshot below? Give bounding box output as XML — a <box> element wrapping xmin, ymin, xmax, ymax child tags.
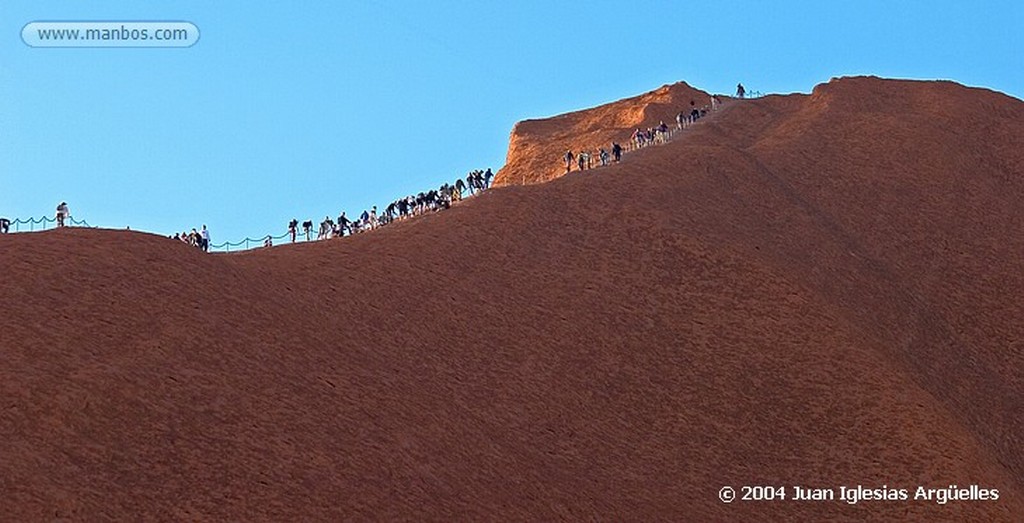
<box><xmin>22</xmin><ymin>22</ymin><xmax>199</xmax><ymax>48</ymax></box>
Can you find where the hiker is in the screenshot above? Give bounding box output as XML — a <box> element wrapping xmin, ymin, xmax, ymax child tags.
<box><xmin>564</xmin><ymin>150</ymin><xmax>575</xmax><ymax>172</ymax></box>
<box><xmin>577</xmin><ymin>151</ymin><xmax>586</xmax><ymax>171</ymax></box>
<box><xmin>302</xmin><ymin>220</ymin><xmax>313</xmax><ymax>241</ymax></box>
<box><xmin>200</xmin><ymin>225</ymin><xmax>210</xmax><ymax>252</ymax></box>
<box><xmin>711</xmin><ymin>95</ymin><xmax>720</xmax><ymax>111</ymax></box>
<box><xmin>599</xmin><ymin>148</ymin><xmax>609</xmax><ymax>166</ymax></box>
<box><xmin>484</xmin><ymin>168</ymin><xmax>494</xmax><ymax>188</ymax></box>
<box><xmin>317</xmin><ymin>216</ymin><xmax>332</xmax><ymax>240</ymax></box>
<box><xmin>263</xmin><ymin>235</ymin><xmax>273</xmax><ymax>248</ymax></box>
<box><xmin>612</xmin><ymin>142</ymin><xmax>622</xmax><ymax>162</ymax></box>
<box><xmin>737</xmin><ymin>83</ymin><xmax>746</xmax><ymax>98</ymax></box>
<box><xmin>338</xmin><ymin>212</ymin><xmax>351</xmax><ymax>235</ymax></box>
<box><xmin>288</xmin><ymin>219</ymin><xmax>298</xmax><ymax>242</ymax></box>
<box><xmin>56</xmin><ymin>202</ymin><xmax>70</xmax><ymax>227</ymax></box>
<box><xmin>0</xmin><ymin>218</ymin><xmax>9</xmax><ymax>233</ymax></box>
<box><xmin>677</xmin><ymin>110</ymin><xmax>686</xmax><ymax>130</ymax></box>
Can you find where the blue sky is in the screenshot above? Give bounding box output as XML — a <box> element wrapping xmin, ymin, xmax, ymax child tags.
<box><xmin>2</xmin><ymin>1</ymin><xmax>1021</xmax><ymax>245</ymax></box>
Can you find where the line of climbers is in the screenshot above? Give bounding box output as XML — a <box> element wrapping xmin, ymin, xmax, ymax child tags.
<box><xmin>259</xmin><ymin>168</ymin><xmax>495</xmax><ymax>248</ymax></box>
<box><xmin>561</xmin><ymin>93</ymin><xmax>723</xmax><ymax>174</ymax></box>
<box><xmin>3</xmin><ymin>85</ymin><xmax>755</xmax><ymax>246</ymax></box>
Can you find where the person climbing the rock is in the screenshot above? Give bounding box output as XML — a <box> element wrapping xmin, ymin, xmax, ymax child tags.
<box><xmin>634</xmin><ymin>129</ymin><xmax>645</xmax><ymax>148</ymax></box>
<box><xmin>612</xmin><ymin>142</ymin><xmax>622</xmax><ymax>162</ymax></box>
<box><xmin>200</xmin><ymin>225</ymin><xmax>210</xmax><ymax>252</ymax></box>
<box><xmin>599</xmin><ymin>148</ymin><xmax>609</xmax><ymax>166</ymax></box>
<box><xmin>338</xmin><ymin>212</ymin><xmax>351</xmax><ymax>235</ymax></box>
<box><xmin>737</xmin><ymin>83</ymin><xmax>746</xmax><ymax>98</ymax></box>
<box><xmin>484</xmin><ymin>168</ymin><xmax>494</xmax><ymax>188</ymax></box>
<box><xmin>56</xmin><ymin>202</ymin><xmax>70</xmax><ymax>227</ymax></box>
<box><xmin>577</xmin><ymin>151</ymin><xmax>587</xmax><ymax>171</ymax></box>
<box><xmin>302</xmin><ymin>220</ymin><xmax>313</xmax><ymax>241</ymax></box>
<box><xmin>564</xmin><ymin>150</ymin><xmax>575</xmax><ymax>173</ymax></box>
<box><xmin>317</xmin><ymin>216</ymin><xmax>331</xmax><ymax>240</ymax></box>
<box><xmin>0</xmin><ymin>217</ymin><xmax>9</xmax><ymax>234</ymax></box>
<box><xmin>288</xmin><ymin>219</ymin><xmax>299</xmax><ymax>242</ymax></box>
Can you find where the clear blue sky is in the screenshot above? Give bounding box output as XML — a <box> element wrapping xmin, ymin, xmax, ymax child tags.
<box><xmin>2</xmin><ymin>1</ymin><xmax>1021</xmax><ymax>244</ymax></box>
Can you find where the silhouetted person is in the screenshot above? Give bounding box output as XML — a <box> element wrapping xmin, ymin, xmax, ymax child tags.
<box><xmin>612</xmin><ymin>142</ymin><xmax>622</xmax><ymax>162</ymax></box>
<box><xmin>338</xmin><ymin>212</ymin><xmax>351</xmax><ymax>235</ymax></box>
<box><xmin>288</xmin><ymin>219</ymin><xmax>298</xmax><ymax>242</ymax></box>
<box><xmin>0</xmin><ymin>218</ymin><xmax>9</xmax><ymax>234</ymax></box>
<box><xmin>737</xmin><ymin>83</ymin><xmax>746</xmax><ymax>98</ymax></box>
<box><xmin>484</xmin><ymin>168</ymin><xmax>494</xmax><ymax>188</ymax></box>
<box><xmin>564</xmin><ymin>150</ymin><xmax>574</xmax><ymax>173</ymax></box>
<box><xmin>302</xmin><ymin>220</ymin><xmax>313</xmax><ymax>241</ymax></box>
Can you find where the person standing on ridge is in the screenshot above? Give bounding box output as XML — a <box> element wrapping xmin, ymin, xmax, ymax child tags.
<box><xmin>736</xmin><ymin>83</ymin><xmax>746</xmax><ymax>98</ymax></box>
<box><xmin>55</xmin><ymin>202</ymin><xmax>70</xmax><ymax>227</ymax></box>
<box><xmin>484</xmin><ymin>168</ymin><xmax>494</xmax><ymax>188</ymax></box>
<box><xmin>200</xmin><ymin>225</ymin><xmax>210</xmax><ymax>252</ymax></box>
<box><xmin>302</xmin><ymin>220</ymin><xmax>313</xmax><ymax>241</ymax></box>
<box><xmin>0</xmin><ymin>217</ymin><xmax>10</xmax><ymax>233</ymax></box>
<box><xmin>564</xmin><ymin>150</ymin><xmax>575</xmax><ymax>173</ymax></box>
<box><xmin>288</xmin><ymin>219</ymin><xmax>298</xmax><ymax>242</ymax></box>
<box><xmin>338</xmin><ymin>212</ymin><xmax>351</xmax><ymax>236</ymax></box>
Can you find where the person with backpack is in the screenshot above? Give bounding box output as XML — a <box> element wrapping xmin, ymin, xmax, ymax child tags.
<box><xmin>302</xmin><ymin>220</ymin><xmax>313</xmax><ymax>241</ymax></box>
<box><xmin>564</xmin><ymin>150</ymin><xmax>575</xmax><ymax>173</ymax></box>
<box><xmin>288</xmin><ymin>219</ymin><xmax>298</xmax><ymax>242</ymax></box>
